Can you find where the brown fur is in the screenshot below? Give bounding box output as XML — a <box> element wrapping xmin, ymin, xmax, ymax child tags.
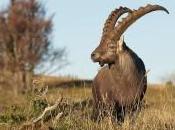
<box><xmin>91</xmin><ymin>4</ymin><xmax>168</xmax><ymax>122</ymax></box>
<box><xmin>92</xmin><ymin>42</ymin><xmax>147</xmax><ymax>122</ymax></box>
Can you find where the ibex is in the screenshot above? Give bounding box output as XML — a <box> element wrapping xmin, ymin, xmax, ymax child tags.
<box><xmin>91</xmin><ymin>4</ymin><xmax>169</xmax><ymax>122</ymax></box>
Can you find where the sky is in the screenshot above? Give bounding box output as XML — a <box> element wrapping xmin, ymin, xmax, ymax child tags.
<box><xmin>0</xmin><ymin>0</ymin><xmax>175</xmax><ymax>83</ymax></box>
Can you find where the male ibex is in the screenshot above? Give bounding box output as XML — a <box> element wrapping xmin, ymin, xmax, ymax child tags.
<box><xmin>91</xmin><ymin>4</ymin><xmax>169</xmax><ymax>122</ymax></box>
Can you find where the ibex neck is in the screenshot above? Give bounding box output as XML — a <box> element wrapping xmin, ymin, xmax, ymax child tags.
<box><xmin>118</xmin><ymin>52</ymin><xmax>135</xmax><ymax>72</ymax></box>
<box><xmin>110</xmin><ymin>50</ymin><xmax>139</xmax><ymax>81</ymax></box>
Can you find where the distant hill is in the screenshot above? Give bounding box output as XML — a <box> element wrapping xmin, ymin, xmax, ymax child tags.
<box><xmin>33</xmin><ymin>75</ymin><xmax>93</xmax><ymax>88</ymax></box>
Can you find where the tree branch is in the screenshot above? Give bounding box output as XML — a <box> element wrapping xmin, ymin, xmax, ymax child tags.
<box><xmin>33</xmin><ymin>97</ymin><xmax>62</xmax><ymax>123</ymax></box>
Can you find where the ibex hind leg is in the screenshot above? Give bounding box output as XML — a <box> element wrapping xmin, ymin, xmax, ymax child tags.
<box><xmin>129</xmin><ymin>100</ymin><xmax>143</xmax><ymax>124</ymax></box>
<box><xmin>91</xmin><ymin>103</ymin><xmax>105</xmax><ymax>122</ymax></box>
<box><xmin>114</xmin><ymin>105</ymin><xmax>126</xmax><ymax>125</ymax></box>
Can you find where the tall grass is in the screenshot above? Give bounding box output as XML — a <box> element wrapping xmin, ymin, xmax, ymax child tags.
<box><xmin>0</xmin><ymin>78</ymin><xmax>175</xmax><ymax>130</ymax></box>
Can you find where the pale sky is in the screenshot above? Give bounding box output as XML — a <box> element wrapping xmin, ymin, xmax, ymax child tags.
<box><xmin>0</xmin><ymin>0</ymin><xmax>175</xmax><ymax>83</ymax></box>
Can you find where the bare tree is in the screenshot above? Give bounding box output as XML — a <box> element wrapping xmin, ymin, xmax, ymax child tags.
<box><xmin>0</xmin><ymin>0</ymin><xmax>67</xmax><ymax>93</ymax></box>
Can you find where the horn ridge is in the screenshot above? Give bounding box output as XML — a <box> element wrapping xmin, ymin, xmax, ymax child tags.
<box><xmin>102</xmin><ymin>7</ymin><xmax>132</xmax><ymax>36</ymax></box>
<box><xmin>113</xmin><ymin>4</ymin><xmax>169</xmax><ymax>42</ymax></box>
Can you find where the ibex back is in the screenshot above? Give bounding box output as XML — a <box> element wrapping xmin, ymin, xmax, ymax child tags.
<box><xmin>91</xmin><ymin>4</ymin><xmax>169</xmax><ymax>122</ymax></box>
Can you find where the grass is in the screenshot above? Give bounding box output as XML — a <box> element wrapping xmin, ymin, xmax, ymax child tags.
<box><xmin>0</xmin><ymin>78</ymin><xmax>175</xmax><ymax>130</ymax></box>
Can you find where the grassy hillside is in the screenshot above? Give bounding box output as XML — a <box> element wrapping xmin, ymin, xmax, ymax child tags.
<box><xmin>0</xmin><ymin>77</ymin><xmax>175</xmax><ymax>130</ymax></box>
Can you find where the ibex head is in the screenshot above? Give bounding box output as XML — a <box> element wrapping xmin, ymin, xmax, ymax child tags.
<box><xmin>91</xmin><ymin>4</ymin><xmax>169</xmax><ymax>67</ymax></box>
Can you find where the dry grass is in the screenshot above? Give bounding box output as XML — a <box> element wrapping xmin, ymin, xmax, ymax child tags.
<box><xmin>33</xmin><ymin>75</ymin><xmax>76</xmax><ymax>86</ymax></box>
<box><xmin>0</xmin><ymin>77</ymin><xmax>175</xmax><ymax>130</ymax></box>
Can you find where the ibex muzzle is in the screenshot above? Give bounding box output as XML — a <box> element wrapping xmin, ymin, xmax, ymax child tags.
<box><xmin>91</xmin><ymin>4</ymin><xmax>169</xmax><ymax>123</ymax></box>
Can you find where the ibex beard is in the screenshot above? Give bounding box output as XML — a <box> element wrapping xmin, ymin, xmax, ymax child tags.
<box><xmin>91</xmin><ymin>4</ymin><xmax>169</xmax><ymax>123</ymax></box>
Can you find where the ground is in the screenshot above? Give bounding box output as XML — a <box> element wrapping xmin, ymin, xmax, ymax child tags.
<box><xmin>0</xmin><ymin>77</ymin><xmax>175</xmax><ymax>130</ymax></box>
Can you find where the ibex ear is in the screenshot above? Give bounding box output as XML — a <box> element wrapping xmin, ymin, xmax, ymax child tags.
<box><xmin>117</xmin><ymin>35</ymin><xmax>125</xmax><ymax>52</ymax></box>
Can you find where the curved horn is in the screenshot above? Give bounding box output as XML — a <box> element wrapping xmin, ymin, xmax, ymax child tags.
<box><xmin>102</xmin><ymin>7</ymin><xmax>132</xmax><ymax>36</ymax></box>
<box><xmin>112</xmin><ymin>4</ymin><xmax>169</xmax><ymax>41</ymax></box>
